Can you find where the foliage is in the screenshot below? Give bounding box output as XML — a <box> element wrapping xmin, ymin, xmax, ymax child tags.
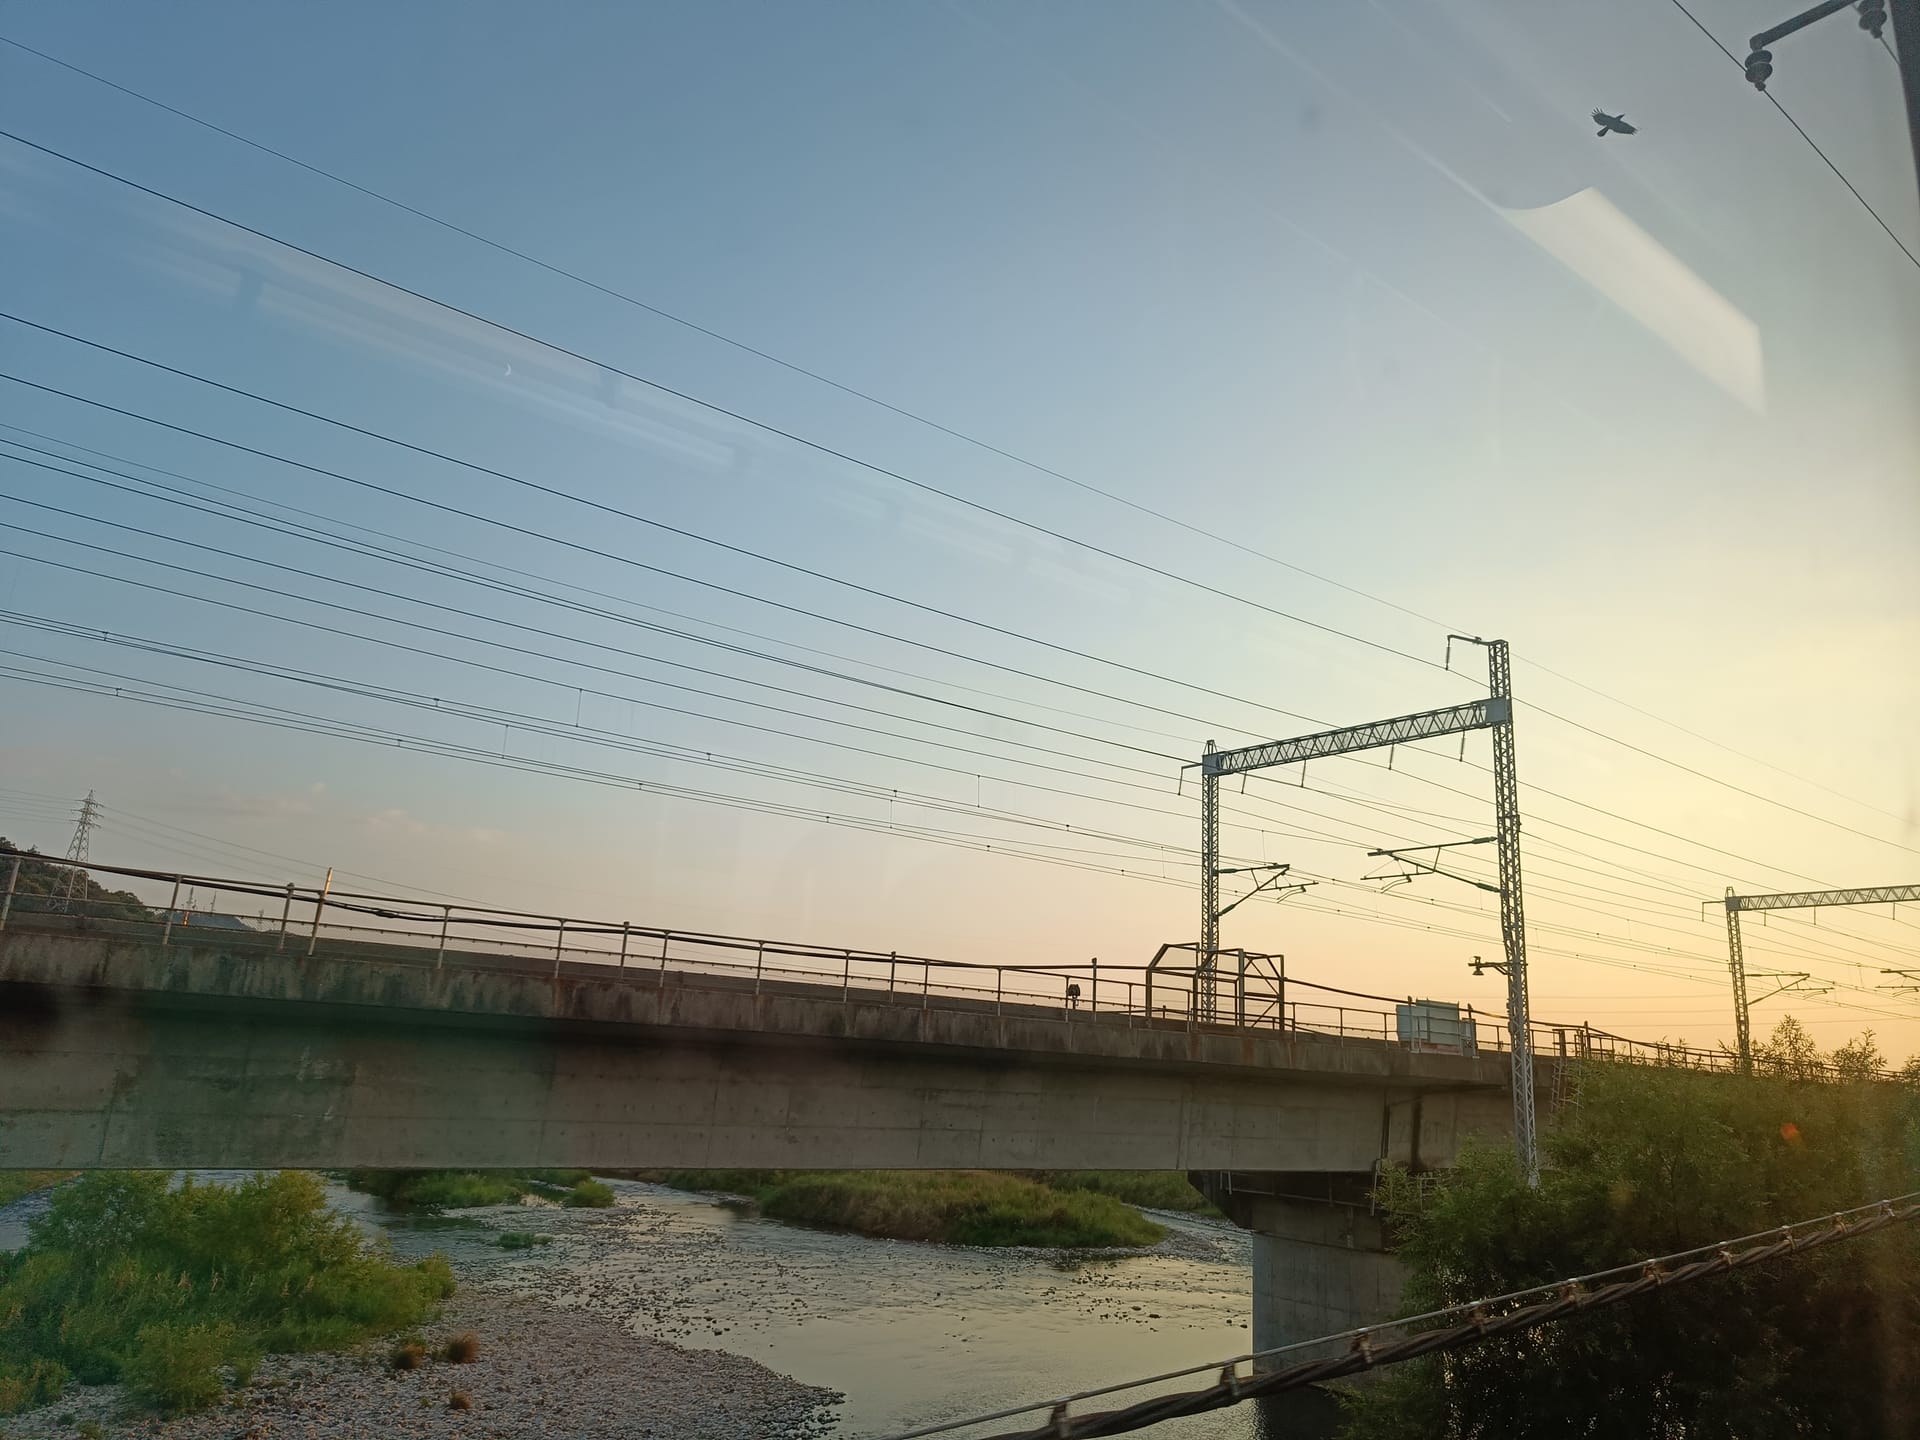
<box><xmin>652</xmin><ymin>1169</ymin><xmax>1166</xmax><ymax>1247</ymax></box>
<box><xmin>1026</xmin><ymin>1170</ymin><xmax>1220</xmax><ymax>1214</ymax></box>
<box><xmin>343</xmin><ymin>1168</ymin><xmax>606</xmax><ymax>1212</ymax></box>
<box><xmin>496</xmin><ymin>1230</ymin><xmax>553</xmax><ymax>1250</ymax></box>
<box><xmin>1340</xmin><ymin>1020</ymin><xmax>1920</xmax><ymax>1439</ymax></box>
<box><xmin>0</xmin><ymin>1171</ymin><xmax>454</xmax><ymax>1416</ymax></box>
<box><xmin>0</xmin><ymin>840</ymin><xmax>152</xmax><ymax>923</ymax></box>
<box><xmin>123</xmin><ymin>1322</ymin><xmax>236</xmax><ymax>1415</ymax></box>
<box><xmin>562</xmin><ymin>1178</ymin><xmax>615</xmax><ymax>1208</ymax></box>
<box><xmin>0</xmin><ymin>1173</ymin><xmax>72</xmax><ymax>1208</ymax></box>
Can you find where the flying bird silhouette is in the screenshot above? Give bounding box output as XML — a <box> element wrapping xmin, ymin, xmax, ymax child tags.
<box><xmin>1593</xmin><ymin>109</ymin><xmax>1637</xmax><ymax>137</ymax></box>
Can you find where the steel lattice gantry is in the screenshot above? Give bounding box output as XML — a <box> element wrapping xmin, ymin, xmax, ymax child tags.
<box><xmin>1195</xmin><ymin>637</ymin><xmax>1540</xmax><ymax>1182</ymax></box>
<box><xmin>1721</xmin><ymin>883</ymin><xmax>1920</xmax><ymax>1069</ymax></box>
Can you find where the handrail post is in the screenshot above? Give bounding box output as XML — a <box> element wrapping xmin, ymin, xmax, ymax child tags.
<box><xmin>161</xmin><ymin>876</ymin><xmax>182</xmax><ymax>947</ymax></box>
<box><xmin>888</xmin><ymin>951</ymin><xmax>897</xmax><ymax>1004</ymax></box>
<box><xmin>618</xmin><ymin>922</ymin><xmax>630</xmax><ymax>969</ymax></box>
<box><xmin>0</xmin><ymin>854</ymin><xmax>20</xmax><ymax>934</ymax></box>
<box><xmin>306</xmin><ymin>867</ymin><xmax>333</xmax><ymax>957</ymax></box>
<box><xmin>1091</xmin><ymin>957</ymin><xmax>1099</xmax><ymax>1015</ymax></box>
<box><xmin>842</xmin><ymin>949</ymin><xmax>851</xmax><ymax>1002</ymax></box>
<box><xmin>921</xmin><ymin>960</ymin><xmax>930</xmax><ymax>1011</ymax></box>
<box><xmin>995</xmin><ymin>968</ymin><xmax>1002</xmax><ymax>1016</ymax></box>
<box><xmin>436</xmin><ymin>905</ymin><xmax>452</xmax><ymax>970</ymax></box>
<box><xmin>659</xmin><ymin>931</ymin><xmax>670</xmax><ymax>986</ymax></box>
<box><xmin>754</xmin><ymin>941</ymin><xmax>765</xmax><ymax>996</ymax></box>
<box><xmin>552</xmin><ymin>918</ymin><xmax>566</xmax><ymax>977</ymax></box>
<box><xmin>276</xmin><ymin>883</ymin><xmax>295</xmax><ymax>951</ymax></box>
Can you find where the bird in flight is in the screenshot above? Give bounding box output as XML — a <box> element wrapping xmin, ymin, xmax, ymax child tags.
<box><xmin>1592</xmin><ymin>109</ymin><xmax>1638</xmax><ymax>137</ymax></box>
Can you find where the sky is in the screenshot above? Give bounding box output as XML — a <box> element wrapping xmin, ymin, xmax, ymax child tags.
<box><xmin>1</xmin><ymin>0</ymin><xmax>1917</xmax><ymax>1057</ymax></box>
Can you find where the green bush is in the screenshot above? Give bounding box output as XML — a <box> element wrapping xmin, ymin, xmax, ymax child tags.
<box><xmin>652</xmin><ymin>1169</ymin><xmax>1164</xmax><ymax>1247</ymax></box>
<box><xmin>496</xmin><ymin>1231</ymin><xmax>553</xmax><ymax>1250</ymax></box>
<box><xmin>345</xmin><ymin>1169</ymin><xmax>612</xmax><ymax>1212</ymax></box>
<box><xmin>563</xmin><ymin>1179</ymin><xmax>615</xmax><ymax>1209</ymax></box>
<box><xmin>0</xmin><ymin>1171</ymin><xmax>453</xmax><ymax>1417</ymax></box>
<box><xmin>0</xmin><ymin>1172</ymin><xmax>72</xmax><ymax>1207</ymax></box>
<box><xmin>1341</xmin><ymin>1029</ymin><xmax>1920</xmax><ymax>1439</ymax></box>
<box><xmin>0</xmin><ymin>1357</ymin><xmax>69</xmax><ymax>1414</ymax></box>
<box><xmin>124</xmin><ymin>1322</ymin><xmax>234</xmax><ymax>1415</ymax></box>
<box><xmin>1028</xmin><ymin>1171</ymin><xmax>1220</xmax><ymax>1214</ymax></box>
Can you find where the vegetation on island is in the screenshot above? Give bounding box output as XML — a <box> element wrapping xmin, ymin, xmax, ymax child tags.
<box><xmin>342</xmin><ymin>1168</ymin><xmax>614</xmax><ymax>1211</ymax></box>
<box><xmin>647</xmin><ymin>1169</ymin><xmax>1169</xmax><ymax>1247</ymax></box>
<box><xmin>0</xmin><ymin>1172</ymin><xmax>73</xmax><ymax>1208</ymax></box>
<box><xmin>1340</xmin><ymin>1018</ymin><xmax>1920</xmax><ymax>1439</ymax></box>
<box><xmin>0</xmin><ymin>1171</ymin><xmax>452</xmax><ymax>1417</ymax></box>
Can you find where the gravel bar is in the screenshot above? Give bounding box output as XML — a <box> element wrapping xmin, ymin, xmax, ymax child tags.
<box><xmin>3</xmin><ymin>1289</ymin><xmax>841</xmax><ymax>1440</ymax></box>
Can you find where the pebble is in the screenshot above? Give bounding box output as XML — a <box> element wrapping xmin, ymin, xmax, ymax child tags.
<box><xmin>3</xmin><ymin>1289</ymin><xmax>840</xmax><ymax>1440</ymax></box>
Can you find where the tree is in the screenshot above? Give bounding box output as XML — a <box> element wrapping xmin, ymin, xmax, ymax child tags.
<box><xmin>1753</xmin><ymin>1013</ymin><xmax>1823</xmax><ymax>1080</ymax></box>
<box><xmin>1340</xmin><ymin>1043</ymin><xmax>1920</xmax><ymax>1438</ymax></box>
<box><xmin>0</xmin><ymin>839</ymin><xmax>151</xmax><ymax>922</ymax></box>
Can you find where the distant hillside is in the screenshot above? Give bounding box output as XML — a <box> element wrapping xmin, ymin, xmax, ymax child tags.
<box><xmin>0</xmin><ymin>839</ymin><xmax>154</xmax><ymax>921</ymax></box>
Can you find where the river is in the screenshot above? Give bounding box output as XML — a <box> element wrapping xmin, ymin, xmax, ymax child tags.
<box><xmin>2</xmin><ymin>1175</ymin><xmax>1341</xmax><ymax>1439</ymax></box>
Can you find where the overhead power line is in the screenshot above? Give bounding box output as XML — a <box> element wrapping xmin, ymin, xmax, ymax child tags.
<box><xmin>3</xmin><ymin>44</ymin><xmax>1906</xmax><ymax>845</ymax></box>
<box><xmin>0</xmin><ymin>127</ymin><xmax>1449</xmax><ymax>674</ymax></box>
<box><xmin>12</xmin><ymin>357</ymin><xmax>1918</xmax><ymax>911</ymax></box>
<box><xmin>894</xmin><ymin>1190</ymin><xmax>1920</xmax><ymax>1439</ymax></box>
<box><xmin>0</xmin><ymin>32</ymin><xmax>1453</xmax><ymax>631</ymax></box>
<box><xmin>1663</xmin><ymin>0</ymin><xmax>1920</xmax><ymax>272</ymax></box>
<box><xmin>7</xmin><ymin>132</ymin><xmax>1915</xmax><ymax>867</ymax></box>
<box><xmin>0</xmin><ymin>420</ymin><xmax>1200</xmax><ymax>747</ymax></box>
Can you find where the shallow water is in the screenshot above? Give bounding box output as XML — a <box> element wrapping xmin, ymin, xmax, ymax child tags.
<box><xmin>3</xmin><ymin>1175</ymin><xmax>1335</xmax><ymax>1438</ymax></box>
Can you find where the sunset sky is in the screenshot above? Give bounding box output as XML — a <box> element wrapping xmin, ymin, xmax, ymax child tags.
<box><xmin>2</xmin><ymin>0</ymin><xmax>1917</xmax><ymax>1057</ymax></box>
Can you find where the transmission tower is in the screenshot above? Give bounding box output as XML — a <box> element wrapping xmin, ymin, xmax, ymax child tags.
<box><xmin>54</xmin><ymin>790</ymin><xmax>100</xmax><ymax>913</ymax></box>
<box><xmin>1194</xmin><ymin>636</ymin><xmax>1538</xmax><ymax>1183</ymax></box>
<box><xmin>1719</xmin><ymin>883</ymin><xmax>1919</xmax><ymax>1069</ymax></box>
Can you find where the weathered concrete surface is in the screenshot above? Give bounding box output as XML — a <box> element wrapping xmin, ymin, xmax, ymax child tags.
<box><xmin>1245</xmin><ymin>1196</ymin><xmax>1406</xmax><ymax>1357</ymax></box>
<box><xmin>0</xmin><ymin>925</ymin><xmax>1513</xmax><ymax>1172</ymax></box>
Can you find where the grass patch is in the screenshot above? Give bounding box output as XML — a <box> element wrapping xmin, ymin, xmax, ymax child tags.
<box><xmin>496</xmin><ymin>1231</ymin><xmax>554</xmax><ymax>1251</ymax></box>
<box><xmin>651</xmin><ymin>1170</ymin><xmax>1165</xmax><ymax>1247</ymax></box>
<box><xmin>0</xmin><ymin>1172</ymin><xmax>73</xmax><ymax>1208</ymax></box>
<box><xmin>1028</xmin><ymin>1171</ymin><xmax>1222</xmax><ymax>1215</ymax></box>
<box><xmin>562</xmin><ymin>1178</ymin><xmax>614</xmax><ymax>1208</ymax></box>
<box><xmin>344</xmin><ymin>1169</ymin><xmax>611</xmax><ymax>1213</ymax></box>
<box><xmin>0</xmin><ymin>1171</ymin><xmax>453</xmax><ymax>1417</ymax></box>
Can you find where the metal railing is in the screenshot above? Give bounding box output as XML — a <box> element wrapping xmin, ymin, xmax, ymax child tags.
<box><xmin>0</xmin><ymin>844</ymin><xmax>1858</xmax><ymax>1081</ymax></box>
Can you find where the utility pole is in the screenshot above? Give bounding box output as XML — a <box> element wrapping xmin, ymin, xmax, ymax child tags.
<box><xmin>53</xmin><ymin>790</ymin><xmax>99</xmax><ymax>914</ymax></box>
<box><xmin>1199</xmin><ymin>741</ymin><xmax>1220</xmax><ymax>1018</ymax></box>
<box><xmin>1194</xmin><ymin>636</ymin><xmax>1538</xmax><ymax>1183</ymax></box>
<box><xmin>1719</xmin><ymin>883</ymin><xmax>1920</xmax><ymax>1070</ymax></box>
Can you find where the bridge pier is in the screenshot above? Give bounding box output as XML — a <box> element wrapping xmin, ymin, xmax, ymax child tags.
<box><xmin>1199</xmin><ymin>1173</ymin><xmax>1405</xmax><ymax>1360</ymax></box>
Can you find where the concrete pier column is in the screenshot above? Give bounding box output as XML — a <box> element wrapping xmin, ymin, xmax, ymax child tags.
<box><xmin>1249</xmin><ymin>1197</ymin><xmax>1405</xmax><ymax>1355</ymax></box>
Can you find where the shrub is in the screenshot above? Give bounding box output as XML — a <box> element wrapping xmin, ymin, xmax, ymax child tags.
<box><xmin>124</xmin><ymin>1321</ymin><xmax>235</xmax><ymax>1415</ymax></box>
<box><xmin>495</xmin><ymin>1231</ymin><xmax>552</xmax><ymax>1251</ymax></box>
<box><xmin>0</xmin><ymin>1357</ymin><xmax>69</xmax><ymax>1414</ymax></box>
<box><xmin>390</xmin><ymin>1341</ymin><xmax>427</xmax><ymax>1371</ymax></box>
<box><xmin>0</xmin><ymin>1172</ymin><xmax>454</xmax><ymax>1417</ymax></box>
<box><xmin>563</xmin><ymin>1180</ymin><xmax>615</xmax><ymax>1209</ymax></box>
<box><xmin>655</xmin><ymin>1170</ymin><xmax>1164</xmax><ymax>1246</ymax></box>
<box><xmin>448</xmin><ymin>1389</ymin><xmax>472</xmax><ymax>1410</ymax></box>
<box><xmin>442</xmin><ymin>1331</ymin><xmax>480</xmax><ymax>1364</ymax></box>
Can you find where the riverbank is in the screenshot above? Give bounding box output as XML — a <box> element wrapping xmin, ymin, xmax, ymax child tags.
<box><xmin>1</xmin><ymin>1289</ymin><xmax>839</xmax><ymax>1440</ymax></box>
<box><xmin>643</xmin><ymin>1169</ymin><xmax>1178</xmax><ymax>1246</ymax></box>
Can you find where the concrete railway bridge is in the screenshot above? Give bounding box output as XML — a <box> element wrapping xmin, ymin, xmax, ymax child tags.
<box><xmin>0</xmin><ymin>851</ymin><xmax>1740</xmax><ymax>1349</ymax></box>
